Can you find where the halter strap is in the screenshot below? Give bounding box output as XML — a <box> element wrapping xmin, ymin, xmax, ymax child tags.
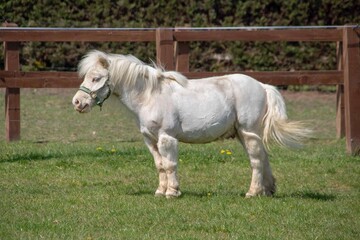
<box><xmin>79</xmin><ymin>83</ymin><xmax>111</xmax><ymax>109</ymax></box>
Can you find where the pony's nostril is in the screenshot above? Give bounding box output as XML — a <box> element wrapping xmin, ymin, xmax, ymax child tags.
<box><xmin>74</xmin><ymin>99</ymin><xmax>80</xmax><ymax>105</ymax></box>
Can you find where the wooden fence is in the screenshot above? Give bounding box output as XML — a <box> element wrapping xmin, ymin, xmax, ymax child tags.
<box><xmin>0</xmin><ymin>24</ymin><xmax>359</xmax><ymax>154</ymax></box>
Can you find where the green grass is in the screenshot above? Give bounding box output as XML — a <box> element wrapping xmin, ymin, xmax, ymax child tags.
<box><xmin>0</xmin><ymin>89</ymin><xmax>359</xmax><ymax>239</ymax></box>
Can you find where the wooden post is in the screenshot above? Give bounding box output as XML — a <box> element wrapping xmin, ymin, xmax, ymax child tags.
<box><xmin>3</xmin><ymin>23</ymin><xmax>20</xmax><ymax>141</ymax></box>
<box><xmin>175</xmin><ymin>42</ymin><xmax>190</xmax><ymax>72</ymax></box>
<box><xmin>156</xmin><ymin>28</ymin><xmax>175</xmax><ymax>70</ymax></box>
<box><xmin>343</xmin><ymin>26</ymin><xmax>360</xmax><ymax>155</ymax></box>
<box><xmin>336</xmin><ymin>42</ymin><xmax>345</xmax><ymax>138</ymax></box>
<box><xmin>174</xmin><ymin>27</ymin><xmax>190</xmax><ymax>73</ymax></box>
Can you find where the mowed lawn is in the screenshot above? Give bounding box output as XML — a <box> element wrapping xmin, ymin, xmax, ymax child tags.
<box><xmin>0</xmin><ymin>89</ymin><xmax>359</xmax><ymax>239</ymax></box>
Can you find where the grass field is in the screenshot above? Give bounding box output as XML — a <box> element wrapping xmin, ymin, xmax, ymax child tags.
<box><xmin>0</xmin><ymin>89</ymin><xmax>359</xmax><ymax>239</ymax></box>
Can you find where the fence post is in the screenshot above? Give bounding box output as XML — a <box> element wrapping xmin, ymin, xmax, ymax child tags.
<box><xmin>3</xmin><ymin>23</ymin><xmax>20</xmax><ymax>141</ymax></box>
<box><xmin>174</xmin><ymin>28</ymin><xmax>190</xmax><ymax>72</ymax></box>
<box><xmin>156</xmin><ymin>28</ymin><xmax>175</xmax><ymax>70</ymax></box>
<box><xmin>336</xmin><ymin>42</ymin><xmax>345</xmax><ymax>138</ymax></box>
<box><xmin>175</xmin><ymin>41</ymin><xmax>190</xmax><ymax>72</ymax></box>
<box><xmin>343</xmin><ymin>26</ymin><xmax>360</xmax><ymax>155</ymax></box>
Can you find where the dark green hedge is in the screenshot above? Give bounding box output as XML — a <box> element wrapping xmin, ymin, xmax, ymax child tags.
<box><xmin>0</xmin><ymin>0</ymin><xmax>359</xmax><ymax>72</ymax></box>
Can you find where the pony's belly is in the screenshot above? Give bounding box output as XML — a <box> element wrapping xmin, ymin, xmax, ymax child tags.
<box><xmin>176</xmin><ymin>120</ymin><xmax>236</xmax><ymax>143</ymax></box>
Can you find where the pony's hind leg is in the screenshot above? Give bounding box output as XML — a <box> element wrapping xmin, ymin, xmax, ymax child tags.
<box><xmin>157</xmin><ymin>134</ymin><xmax>181</xmax><ymax>198</ymax></box>
<box><xmin>238</xmin><ymin>129</ymin><xmax>276</xmax><ymax>197</ymax></box>
<box><xmin>144</xmin><ymin>137</ymin><xmax>168</xmax><ymax>197</ymax></box>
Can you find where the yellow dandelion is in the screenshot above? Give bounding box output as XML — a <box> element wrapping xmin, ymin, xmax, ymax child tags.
<box><xmin>220</xmin><ymin>149</ymin><xmax>226</xmax><ymax>154</ymax></box>
<box><xmin>226</xmin><ymin>150</ymin><xmax>232</xmax><ymax>155</ymax></box>
<box><xmin>110</xmin><ymin>146</ymin><xmax>116</xmax><ymax>153</ymax></box>
<box><xmin>96</xmin><ymin>147</ymin><xmax>103</xmax><ymax>151</ymax></box>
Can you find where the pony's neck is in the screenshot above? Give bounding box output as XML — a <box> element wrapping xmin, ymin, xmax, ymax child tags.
<box><xmin>104</xmin><ymin>54</ymin><xmax>164</xmax><ymax>115</ymax></box>
<box><xmin>109</xmin><ymin>62</ymin><xmax>159</xmax><ymax>114</ymax></box>
<box><xmin>109</xmin><ymin>56</ymin><xmax>158</xmax><ymax>92</ymax></box>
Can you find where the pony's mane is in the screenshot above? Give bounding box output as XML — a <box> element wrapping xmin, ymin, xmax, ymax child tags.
<box><xmin>78</xmin><ymin>50</ymin><xmax>188</xmax><ymax>99</ymax></box>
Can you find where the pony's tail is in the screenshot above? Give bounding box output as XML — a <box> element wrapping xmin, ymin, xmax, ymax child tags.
<box><xmin>262</xmin><ymin>84</ymin><xmax>312</xmax><ymax>149</ymax></box>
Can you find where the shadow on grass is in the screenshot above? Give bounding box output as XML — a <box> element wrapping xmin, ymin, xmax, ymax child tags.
<box><xmin>183</xmin><ymin>191</ymin><xmax>245</xmax><ymax>198</ymax></box>
<box><xmin>276</xmin><ymin>191</ymin><xmax>336</xmax><ymax>201</ymax></box>
<box><xmin>127</xmin><ymin>190</ymin><xmax>336</xmax><ymax>201</ymax></box>
<box><xmin>126</xmin><ymin>189</ymin><xmax>155</xmax><ymax>196</ymax></box>
<box><xmin>126</xmin><ymin>189</ymin><xmax>247</xmax><ymax>198</ymax></box>
<box><xmin>1</xmin><ymin>152</ymin><xmax>59</xmax><ymax>163</ymax></box>
<box><xmin>0</xmin><ymin>147</ymin><xmax>147</xmax><ymax>163</ymax></box>
<box><xmin>0</xmin><ymin>151</ymin><xmax>101</xmax><ymax>163</ymax></box>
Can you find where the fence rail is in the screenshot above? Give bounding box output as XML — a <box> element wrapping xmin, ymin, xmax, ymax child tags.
<box><xmin>0</xmin><ymin>70</ymin><xmax>343</xmax><ymax>88</ymax></box>
<box><xmin>173</xmin><ymin>28</ymin><xmax>343</xmax><ymax>42</ymax></box>
<box><xmin>1</xmin><ymin>24</ymin><xmax>359</xmax><ymax>154</ymax></box>
<box><xmin>0</xmin><ymin>28</ymin><xmax>156</xmax><ymax>42</ymax></box>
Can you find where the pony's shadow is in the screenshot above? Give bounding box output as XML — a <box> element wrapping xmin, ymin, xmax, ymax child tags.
<box><xmin>183</xmin><ymin>191</ymin><xmax>246</xmax><ymax>198</ymax></box>
<box><xmin>276</xmin><ymin>191</ymin><xmax>336</xmax><ymax>201</ymax></box>
<box><xmin>126</xmin><ymin>189</ymin><xmax>156</xmax><ymax>196</ymax></box>
<box><xmin>128</xmin><ymin>190</ymin><xmax>336</xmax><ymax>201</ymax></box>
<box><xmin>126</xmin><ymin>189</ymin><xmax>246</xmax><ymax>198</ymax></box>
<box><xmin>184</xmin><ymin>190</ymin><xmax>336</xmax><ymax>201</ymax></box>
<box><xmin>125</xmin><ymin>188</ymin><xmax>336</xmax><ymax>201</ymax></box>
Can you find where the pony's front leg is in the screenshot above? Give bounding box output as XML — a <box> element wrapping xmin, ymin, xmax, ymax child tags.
<box><xmin>158</xmin><ymin>134</ymin><xmax>181</xmax><ymax>198</ymax></box>
<box><xmin>144</xmin><ymin>137</ymin><xmax>168</xmax><ymax>197</ymax></box>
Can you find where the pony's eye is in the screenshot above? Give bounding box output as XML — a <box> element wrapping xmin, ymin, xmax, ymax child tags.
<box><xmin>92</xmin><ymin>77</ymin><xmax>101</xmax><ymax>82</ymax></box>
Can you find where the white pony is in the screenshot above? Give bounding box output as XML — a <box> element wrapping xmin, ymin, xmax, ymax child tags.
<box><xmin>72</xmin><ymin>50</ymin><xmax>310</xmax><ymax>198</ymax></box>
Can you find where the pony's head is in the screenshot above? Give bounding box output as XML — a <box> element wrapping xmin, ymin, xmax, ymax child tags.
<box><xmin>73</xmin><ymin>50</ymin><xmax>189</xmax><ymax>113</ymax></box>
<box><xmin>72</xmin><ymin>51</ymin><xmax>112</xmax><ymax>113</ymax></box>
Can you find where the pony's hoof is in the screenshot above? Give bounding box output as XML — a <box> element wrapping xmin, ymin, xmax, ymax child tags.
<box><xmin>266</xmin><ymin>178</ymin><xmax>276</xmax><ymax>196</ymax></box>
<box><xmin>265</xmin><ymin>188</ymin><xmax>276</xmax><ymax>196</ymax></box>
<box><xmin>166</xmin><ymin>190</ymin><xmax>182</xmax><ymax>199</ymax></box>
<box><xmin>245</xmin><ymin>192</ymin><xmax>258</xmax><ymax>198</ymax></box>
<box><xmin>246</xmin><ymin>186</ymin><xmax>263</xmax><ymax>198</ymax></box>
<box><xmin>245</xmin><ymin>189</ymin><xmax>274</xmax><ymax>198</ymax></box>
<box><xmin>154</xmin><ymin>189</ymin><xmax>166</xmax><ymax>197</ymax></box>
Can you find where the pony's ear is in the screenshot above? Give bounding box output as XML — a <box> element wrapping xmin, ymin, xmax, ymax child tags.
<box><xmin>98</xmin><ymin>56</ymin><xmax>110</xmax><ymax>69</ymax></box>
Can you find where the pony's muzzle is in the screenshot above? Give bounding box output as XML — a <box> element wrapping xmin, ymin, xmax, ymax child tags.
<box><xmin>72</xmin><ymin>94</ymin><xmax>91</xmax><ymax>113</ymax></box>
